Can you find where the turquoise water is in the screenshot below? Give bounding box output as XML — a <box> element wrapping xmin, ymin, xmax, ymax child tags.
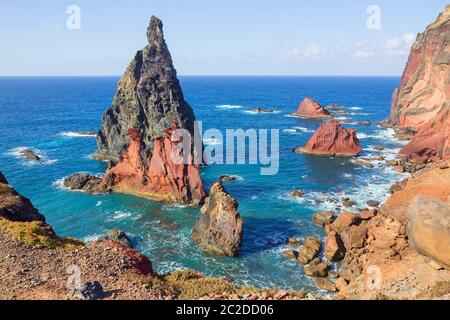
<box><xmin>0</xmin><ymin>76</ymin><xmax>408</xmax><ymax>291</ymax></box>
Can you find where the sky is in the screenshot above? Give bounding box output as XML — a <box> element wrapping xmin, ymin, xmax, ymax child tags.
<box><xmin>0</xmin><ymin>0</ymin><xmax>448</xmax><ymax>76</ymax></box>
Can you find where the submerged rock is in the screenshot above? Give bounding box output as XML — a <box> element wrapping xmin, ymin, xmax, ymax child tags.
<box><xmin>292</xmin><ymin>97</ymin><xmax>331</xmax><ymax>118</ymax></box>
<box><xmin>93</xmin><ymin>16</ymin><xmax>206</xmax><ymax>206</ymax></box>
<box><xmin>296</xmin><ymin>120</ymin><xmax>362</xmax><ymax>157</ymax></box>
<box><xmin>19</xmin><ymin>149</ymin><xmax>41</xmax><ymax>162</ymax></box>
<box><xmin>250</xmin><ymin>108</ymin><xmax>274</xmax><ymax>113</ymax></box>
<box><xmin>0</xmin><ymin>173</ymin><xmax>45</xmax><ymax>222</ymax></box>
<box><xmin>192</xmin><ymin>181</ymin><xmax>243</xmax><ymax>257</ymax></box>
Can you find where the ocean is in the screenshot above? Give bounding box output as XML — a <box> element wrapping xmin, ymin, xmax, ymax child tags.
<box><xmin>0</xmin><ymin>76</ymin><xmax>408</xmax><ymax>291</ymax></box>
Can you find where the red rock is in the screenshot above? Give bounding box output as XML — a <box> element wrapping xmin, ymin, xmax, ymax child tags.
<box><xmin>399</xmin><ymin>107</ymin><xmax>450</xmax><ymax>163</ymax></box>
<box><xmin>394</xmin><ymin>165</ymin><xmax>405</xmax><ymax>173</ymax></box>
<box><xmin>390</xmin><ymin>5</ymin><xmax>449</xmax><ymax>129</ymax></box>
<box><xmin>103</xmin><ymin>126</ymin><xmax>206</xmax><ymax>206</ymax></box>
<box><xmin>391</xmin><ymin>5</ymin><xmax>450</xmax><ymax>163</ymax></box>
<box><xmin>325</xmin><ymin>231</ymin><xmax>345</xmax><ymax>261</ymax></box>
<box><xmin>96</xmin><ymin>240</ymin><xmax>153</xmax><ymax>275</ymax></box>
<box><xmin>292</xmin><ymin>97</ymin><xmax>331</xmax><ymax>118</ymax></box>
<box><xmin>296</xmin><ymin>120</ymin><xmax>362</xmax><ymax>157</ymax></box>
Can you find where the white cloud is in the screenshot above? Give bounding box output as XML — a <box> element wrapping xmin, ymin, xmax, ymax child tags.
<box><xmin>384</xmin><ymin>33</ymin><xmax>416</xmax><ymax>56</ymax></box>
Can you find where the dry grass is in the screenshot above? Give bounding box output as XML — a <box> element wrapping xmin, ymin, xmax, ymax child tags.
<box><xmin>0</xmin><ymin>218</ymin><xmax>84</xmax><ymax>249</ymax></box>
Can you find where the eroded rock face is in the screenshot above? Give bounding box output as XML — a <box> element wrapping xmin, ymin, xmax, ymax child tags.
<box><xmin>390</xmin><ymin>5</ymin><xmax>450</xmax><ymax>129</ymax></box>
<box><xmin>0</xmin><ymin>173</ymin><xmax>45</xmax><ymax>222</ymax></box>
<box><xmin>391</xmin><ymin>5</ymin><xmax>450</xmax><ymax>163</ymax></box>
<box><xmin>292</xmin><ymin>98</ymin><xmax>331</xmax><ymax>118</ymax></box>
<box><xmin>408</xmin><ymin>195</ymin><xmax>450</xmax><ymax>269</ymax></box>
<box><xmin>192</xmin><ymin>181</ymin><xmax>243</xmax><ymax>256</ymax></box>
<box><xmin>93</xmin><ymin>16</ymin><xmax>205</xmax><ymax>205</ymax></box>
<box><xmin>399</xmin><ymin>107</ymin><xmax>450</xmax><ymax>163</ymax></box>
<box><xmin>103</xmin><ymin>126</ymin><xmax>206</xmax><ymax>205</ymax></box>
<box><xmin>296</xmin><ymin>120</ymin><xmax>362</xmax><ymax>157</ymax></box>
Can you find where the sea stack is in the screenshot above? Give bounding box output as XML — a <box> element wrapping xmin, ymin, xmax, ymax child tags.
<box><xmin>391</xmin><ymin>5</ymin><xmax>450</xmax><ymax>162</ymax></box>
<box><xmin>292</xmin><ymin>98</ymin><xmax>331</xmax><ymax>118</ymax></box>
<box><xmin>192</xmin><ymin>181</ymin><xmax>243</xmax><ymax>257</ymax></box>
<box><xmin>296</xmin><ymin>120</ymin><xmax>362</xmax><ymax>157</ymax></box>
<box><xmin>94</xmin><ymin>16</ymin><xmax>206</xmax><ymax>205</ymax></box>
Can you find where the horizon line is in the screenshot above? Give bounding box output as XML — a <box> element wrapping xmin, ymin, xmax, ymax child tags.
<box><xmin>0</xmin><ymin>74</ymin><xmax>401</xmax><ymax>78</ymax></box>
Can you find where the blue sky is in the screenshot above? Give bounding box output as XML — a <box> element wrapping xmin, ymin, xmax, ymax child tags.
<box><xmin>0</xmin><ymin>0</ymin><xmax>448</xmax><ymax>76</ymax></box>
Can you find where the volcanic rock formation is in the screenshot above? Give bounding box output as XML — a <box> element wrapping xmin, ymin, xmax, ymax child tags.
<box><xmin>292</xmin><ymin>98</ymin><xmax>331</xmax><ymax>118</ymax></box>
<box><xmin>391</xmin><ymin>5</ymin><xmax>450</xmax><ymax>162</ymax></box>
<box><xmin>0</xmin><ymin>172</ymin><xmax>45</xmax><ymax>222</ymax></box>
<box><xmin>192</xmin><ymin>181</ymin><xmax>243</xmax><ymax>256</ymax></box>
<box><xmin>296</xmin><ymin>120</ymin><xmax>362</xmax><ymax>157</ymax></box>
<box><xmin>92</xmin><ymin>16</ymin><xmax>206</xmax><ymax>205</ymax></box>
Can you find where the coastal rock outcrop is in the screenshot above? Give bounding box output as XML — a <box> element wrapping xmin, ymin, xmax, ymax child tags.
<box><xmin>390</xmin><ymin>5</ymin><xmax>449</xmax><ymax>129</ymax></box>
<box><xmin>391</xmin><ymin>5</ymin><xmax>450</xmax><ymax>163</ymax></box>
<box><xmin>192</xmin><ymin>181</ymin><xmax>243</xmax><ymax>256</ymax></box>
<box><xmin>0</xmin><ymin>173</ymin><xmax>45</xmax><ymax>222</ymax></box>
<box><xmin>399</xmin><ymin>107</ymin><xmax>450</xmax><ymax>163</ymax></box>
<box><xmin>295</xmin><ymin>120</ymin><xmax>362</xmax><ymax>157</ymax></box>
<box><xmin>408</xmin><ymin>195</ymin><xmax>450</xmax><ymax>269</ymax></box>
<box><xmin>93</xmin><ymin>16</ymin><xmax>206</xmax><ymax>205</ymax></box>
<box><xmin>292</xmin><ymin>98</ymin><xmax>331</xmax><ymax>118</ymax></box>
<box><xmin>102</xmin><ymin>126</ymin><xmax>205</xmax><ymax>205</ymax></box>
<box><xmin>63</xmin><ymin>174</ymin><xmax>110</xmax><ymax>194</ymax></box>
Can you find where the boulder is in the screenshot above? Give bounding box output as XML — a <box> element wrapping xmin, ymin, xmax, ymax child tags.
<box><xmin>315</xmin><ymin>278</ymin><xmax>337</xmax><ymax>292</ymax></box>
<box><xmin>354</xmin><ymin>160</ymin><xmax>374</xmax><ymax>169</ymax></box>
<box><xmin>67</xmin><ymin>281</ymin><xmax>105</xmax><ymax>300</ymax></box>
<box><xmin>408</xmin><ymin>196</ymin><xmax>450</xmax><ymax>269</ymax></box>
<box><xmin>329</xmin><ymin>212</ymin><xmax>359</xmax><ymax>234</ymax></box>
<box><xmin>312</xmin><ymin>211</ymin><xmax>335</xmax><ymax>228</ymax></box>
<box><xmin>192</xmin><ymin>181</ymin><xmax>243</xmax><ymax>256</ymax></box>
<box><xmin>367</xmin><ymin>200</ymin><xmax>380</xmax><ymax>207</ymax></box>
<box><xmin>19</xmin><ymin>149</ymin><xmax>41</xmax><ymax>162</ymax></box>
<box><xmin>63</xmin><ymin>174</ymin><xmax>109</xmax><ymax>194</ymax></box>
<box><xmin>340</xmin><ymin>224</ymin><xmax>368</xmax><ymax>250</ymax></box>
<box><xmin>291</xmin><ymin>190</ymin><xmax>305</xmax><ymax>198</ymax></box>
<box><xmin>282</xmin><ymin>250</ymin><xmax>299</xmax><ymax>260</ymax></box>
<box><xmin>296</xmin><ymin>120</ymin><xmax>362</xmax><ymax>157</ymax></box>
<box><xmin>304</xmin><ymin>259</ymin><xmax>329</xmax><ymax>278</ymax></box>
<box><xmin>219</xmin><ymin>175</ymin><xmax>238</xmax><ymax>183</ymax></box>
<box><xmin>102</xmin><ymin>229</ymin><xmax>132</xmax><ymax>248</ymax></box>
<box><xmin>292</xmin><ymin>97</ymin><xmax>331</xmax><ymax>118</ymax></box>
<box><xmin>324</xmin><ymin>231</ymin><xmax>346</xmax><ymax>261</ymax></box>
<box><xmin>297</xmin><ymin>237</ymin><xmax>321</xmax><ymax>265</ymax></box>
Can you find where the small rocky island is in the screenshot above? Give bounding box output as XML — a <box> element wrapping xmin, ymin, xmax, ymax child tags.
<box><xmin>295</xmin><ymin>120</ymin><xmax>362</xmax><ymax>157</ymax></box>
<box><xmin>292</xmin><ymin>97</ymin><xmax>331</xmax><ymax>118</ymax></box>
<box><xmin>192</xmin><ymin>181</ymin><xmax>243</xmax><ymax>257</ymax></box>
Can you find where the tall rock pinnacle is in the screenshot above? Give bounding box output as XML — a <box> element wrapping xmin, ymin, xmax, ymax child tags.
<box><xmin>96</xmin><ymin>16</ymin><xmax>196</xmax><ymax>161</ymax></box>
<box><xmin>95</xmin><ymin>16</ymin><xmax>206</xmax><ymax>205</ymax></box>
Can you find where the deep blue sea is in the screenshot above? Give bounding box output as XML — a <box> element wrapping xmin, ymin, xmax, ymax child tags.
<box><xmin>0</xmin><ymin>76</ymin><xmax>408</xmax><ymax>291</ymax></box>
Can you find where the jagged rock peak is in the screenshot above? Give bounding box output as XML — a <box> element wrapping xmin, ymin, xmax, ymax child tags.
<box><xmin>147</xmin><ymin>16</ymin><xmax>165</xmax><ymax>45</ymax></box>
<box><xmin>95</xmin><ymin>15</ymin><xmax>196</xmax><ymax>162</ymax></box>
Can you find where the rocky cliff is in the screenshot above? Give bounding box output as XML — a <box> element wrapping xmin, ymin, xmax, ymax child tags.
<box><xmin>94</xmin><ymin>16</ymin><xmax>206</xmax><ymax>205</ymax></box>
<box><xmin>390</xmin><ymin>5</ymin><xmax>449</xmax><ymax>129</ymax></box>
<box><xmin>0</xmin><ymin>172</ymin><xmax>45</xmax><ymax>222</ymax></box>
<box><xmin>391</xmin><ymin>5</ymin><xmax>449</xmax><ymax>162</ymax></box>
<box><xmin>292</xmin><ymin>97</ymin><xmax>331</xmax><ymax>118</ymax></box>
<box><xmin>296</xmin><ymin>120</ymin><xmax>362</xmax><ymax>157</ymax></box>
<box><xmin>192</xmin><ymin>181</ymin><xmax>243</xmax><ymax>256</ymax></box>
